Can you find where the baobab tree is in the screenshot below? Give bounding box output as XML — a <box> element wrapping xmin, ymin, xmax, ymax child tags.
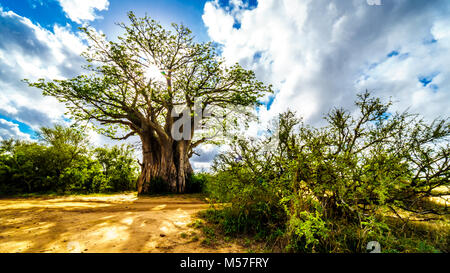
<box><xmin>27</xmin><ymin>12</ymin><xmax>272</xmax><ymax>194</ymax></box>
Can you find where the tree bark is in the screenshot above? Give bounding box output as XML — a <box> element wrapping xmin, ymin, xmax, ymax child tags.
<box><xmin>137</xmin><ymin>133</ymin><xmax>192</xmax><ymax>195</ymax></box>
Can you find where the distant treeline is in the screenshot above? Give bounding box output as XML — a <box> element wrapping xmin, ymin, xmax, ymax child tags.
<box><xmin>0</xmin><ymin>125</ymin><xmax>139</xmax><ymax>195</ymax></box>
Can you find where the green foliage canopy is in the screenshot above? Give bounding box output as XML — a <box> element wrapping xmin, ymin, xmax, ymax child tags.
<box><xmin>26</xmin><ymin>12</ymin><xmax>272</xmax><ymax>149</ymax></box>
<box><xmin>0</xmin><ymin>125</ymin><xmax>138</xmax><ymax>195</ymax></box>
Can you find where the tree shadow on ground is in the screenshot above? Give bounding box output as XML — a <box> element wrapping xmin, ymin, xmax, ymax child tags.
<box><xmin>0</xmin><ymin>193</ymin><xmax>243</xmax><ymax>253</ymax></box>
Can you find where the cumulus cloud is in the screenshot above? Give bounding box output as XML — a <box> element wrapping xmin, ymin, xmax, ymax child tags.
<box><xmin>56</xmin><ymin>0</ymin><xmax>109</xmax><ymax>24</ymax></box>
<box><xmin>190</xmin><ymin>142</ymin><xmax>236</xmax><ymax>172</ymax></box>
<box><xmin>0</xmin><ymin>119</ymin><xmax>31</xmax><ymax>141</ymax></box>
<box><xmin>191</xmin><ymin>146</ymin><xmax>221</xmax><ymax>172</ymax></box>
<box><xmin>191</xmin><ymin>144</ymin><xmax>218</xmax><ymax>162</ymax></box>
<box><xmin>0</xmin><ymin>8</ymin><xmax>86</xmax><ymax>134</ymax></box>
<box><xmin>202</xmin><ymin>0</ymin><xmax>450</xmax><ymax>128</ymax></box>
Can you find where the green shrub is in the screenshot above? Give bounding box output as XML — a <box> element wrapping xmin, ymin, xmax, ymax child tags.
<box><xmin>147</xmin><ymin>177</ymin><xmax>170</xmax><ymax>194</ymax></box>
<box><xmin>203</xmin><ymin>91</ymin><xmax>449</xmax><ymax>253</ymax></box>
<box><xmin>0</xmin><ymin>125</ymin><xmax>138</xmax><ymax>195</ymax></box>
<box><xmin>185</xmin><ymin>172</ymin><xmax>209</xmax><ymax>193</ymax></box>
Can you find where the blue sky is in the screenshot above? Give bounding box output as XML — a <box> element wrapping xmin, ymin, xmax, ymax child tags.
<box><xmin>0</xmin><ymin>0</ymin><xmax>210</xmax><ymax>40</ymax></box>
<box><xmin>0</xmin><ymin>0</ymin><xmax>257</xmax><ymax>42</ymax></box>
<box><xmin>0</xmin><ymin>0</ymin><xmax>449</xmax><ymax>170</ymax></box>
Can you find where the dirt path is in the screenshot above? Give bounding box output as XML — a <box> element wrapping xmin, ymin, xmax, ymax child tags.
<box><xmin>0</xmin><ymin>193</ymin><xmax>243</xmax><ymax>253</ymax></box>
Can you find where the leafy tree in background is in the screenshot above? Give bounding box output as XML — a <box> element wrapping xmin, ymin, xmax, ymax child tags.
<box><xmin>38</xmin><ymin>124</ymin><xmax>90</xmax><ymax>190</ymax></box>
<box><xmin>0</xmin><ymin>125</ymin><xmax>138</xmax><ymax>195</ymax></box>
<box><xmin>27</xmin><ymin>11</ymin><xmax>272</xmax><ymax>194</ymax></box>
<box><xmin>0</xmin><ymin>140</ymin><xmax>51</xmax><ymax>193</ymax></box>
<box><xmin>94</xmin><ymin>145</ymin><xmax>139</xmax><ymax>192</ymax></box>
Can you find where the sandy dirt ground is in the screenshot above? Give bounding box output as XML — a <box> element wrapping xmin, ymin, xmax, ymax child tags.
<box><xmin>0</xmin><ymin>193</ymin><xmax>244</xmax><ymax>253</ymax></box>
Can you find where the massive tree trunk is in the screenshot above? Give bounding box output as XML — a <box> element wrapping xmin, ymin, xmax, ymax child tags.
<box><xmin>137</xmin><ymin>132</ymin><xmax>192</xmax><ymax>195</ymax></box>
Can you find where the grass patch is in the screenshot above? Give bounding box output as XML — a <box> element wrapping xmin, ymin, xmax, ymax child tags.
<box><xmin>190</xmin><ymin>235</ymin><xmax>199</xmax><ymax>242</ymax></box>
<box><xmin>199</xmin><ymin>204</ymin><xmax>449</xmax><ymax>253</ymax></box>
<box><xmin>195</xmin><ymin>208</ymin><xmax>266</xmax><ymax>252</ymax></box>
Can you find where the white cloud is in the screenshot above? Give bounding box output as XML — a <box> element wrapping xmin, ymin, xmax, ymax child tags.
<box><xmin>0</xmin><ymin>8</ymin><xmax>86</xmax><ymax>133</ymax></box>
<box><xmin>192</xmin><ymin>162</ymin><xmax>212</xmax><ymax>172</ymax></box>
<box><xmin>56</xmin><ymin>0</ymin><xmax>109</xmax><ymax>24</ymax></box>
<box><xmin>202</xmin><ymin>0</ymin><xmax>450</xmax><ymax>129</ymax></box>
<box><xmin>0</xmin><ymin>119</ymin><xmax>31</xmax><ymax>141</ymax></box>
<box><xmin>431</xmin><ymin>19</ymin><xmax>450</xmax><ymax>41</ymax></box>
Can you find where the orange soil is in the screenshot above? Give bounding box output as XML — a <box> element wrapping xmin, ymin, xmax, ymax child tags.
<box><xmin>0</xmin><ymin>193</ymin><xmax>244</xmax><ymax>253</ymax></box>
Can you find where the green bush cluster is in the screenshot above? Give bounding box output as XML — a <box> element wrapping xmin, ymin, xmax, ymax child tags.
<box><xmin>204</xmin><ymin>92</ymin><xmax>449</xmax><ymax>252</ymax></box>
<box><xmin>144</xmin><ymin>173</ymin><xmax>208</xmax><ymax>194</ymax></box>
<box><xmin>186</xmin><ymin>172</ymin><xmax>208</xmax><ymax>193</ymax></box>
<box><xmin>0</xmin><ymin>125</ymin><xmax>139</xmax><ymax>195</ymax></box>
